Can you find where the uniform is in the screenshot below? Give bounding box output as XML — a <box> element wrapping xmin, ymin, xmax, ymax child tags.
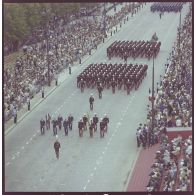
<box><xmin>89</xmin><ymin>120</ymin><xmax>94</xmax><ymax>138</ymax></box>
<box><xmin>89</xmin><ymin>95</ymin><xmax>94</xmax><ymax>110</ymax></box>
<box><xmin>97</xmin><ymin>85</ymin><xmax>103</xmax><ymax>99</ymax></box>
<box><xmin>40</xmin><ymin>119</ymin><xmax>46</xmax><ymax>135</ymax></box>
<box><xmin>58</xmin><ymin>115</ymin><xmax>63</xmax><ymax>130</ymax></box>
<box><xmin>83</xmin><ymin>115</ymin><xmax>88</xmax><ymax>130</ymax></box>
<box><xmin>46</xmin><ymin>113</ymin><xmax>51</xmax><ymax>130</ymax></box>
<box><xmin>68</xmin><ymin>115</ymin><xmax>74</xmax><ymax>130</ymax></box>
<box><xmin>93</xmin><ymin>114</ymin><xmax>99</xmax><ymax>131</ymax></box>
<box><xmin>52</xmin><ymin>119</ymin><xmax>58</xmax><ymax>136</ymax></box>
<box><xmin>54</xmin><ymin>140</ymin><xmax>61</xmax><ymax>159</ymax></box>
<box><xmin>103</xmin><ymin>115</ymin><xmax>109</xmax><ymax>133</ymax></box>
<box><xmin>63</xmin><ymin>119</ymin><xmax>69</xmax><ymax>136</ymax></box>
<box><xmin>100</xmin><ymin>120</ymin><xmax>105</xmax><ymax>138</ymax></box>
<box><xmin>78</xmin><ymin>120</ymin><xmax>84</xmax><ymax>137</ymax></box>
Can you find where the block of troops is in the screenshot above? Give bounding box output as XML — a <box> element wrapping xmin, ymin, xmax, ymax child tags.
<box><xmin>107</xmin><ymin>40</ymin><xmax>161</xmax><ymax>61</ymax></box>
<box><xmin>150</xmin><ymin>2</ymin><xmax>184</xmax><ymax>13</ymax></box>
<box><xmin>77</xmin><ymin>63</ymin><xmax>148</xmax><ymax>94</ymax></box>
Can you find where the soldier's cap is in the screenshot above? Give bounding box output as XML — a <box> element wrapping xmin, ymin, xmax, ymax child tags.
<box><xmin>104</xmin><ymin>114</ymin><xmax>107</xmax><ymax>116</ymax></box>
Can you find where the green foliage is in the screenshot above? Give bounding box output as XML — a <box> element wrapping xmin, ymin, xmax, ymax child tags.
<box><xmin>3</xmin><ymin>3</ymin><xmax>82</xmax><ymax>48</ymax></box>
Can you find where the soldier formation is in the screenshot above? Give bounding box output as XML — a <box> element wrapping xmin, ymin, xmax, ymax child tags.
<box><xmin>107</xmin><ymin>40</ymin><xmax>161</xmax><ymax>61</ymax></box>
<box><xmin>40</xmin><ymin>114</ymin><xmax>74</xmax><ymax>136</ymax></box>
<box><xmin>150</xmin><ymin>2</ymin><xmax>184</xmax><ymax>13</ymax></box>
<box><xmin>78</xmin><ymin>113</ymin><xmax>109</xmax><ymax>138</ymax></box>
<box><xmin>77</xmin><ymin>63</ymin><xmax>148</xmax><ymax>95</ymax></box>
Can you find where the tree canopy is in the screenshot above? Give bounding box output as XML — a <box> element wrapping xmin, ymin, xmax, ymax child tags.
<box><xmin>4</xmin><ymin>3</ymin><xmax>97</xmax><ymax>50</ymax></box>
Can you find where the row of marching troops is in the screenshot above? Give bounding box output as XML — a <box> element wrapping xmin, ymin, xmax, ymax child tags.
<box><xmin>107</xmin><ymin>40</ymin><xmax>161</xmax><ymax>61</ymax></box>
<box><xmin>40</xmin><ymin>114</ymin><xmax>74</xmax><ymax>136</ymax></box>
<box><xmin>150</xmin><ymin>2</ymin><xmax>184</xmax><ymax>13</ymax></box>
<box><xmin>78</xmin><ymin>113</ymin><xmax>109</xmax><ymax>138</ymax></box>
<box><xmin>77</xmin><ymin>63</ymin><xmax>148</xmax><ymax>95</ymax></box>
<box><xmin>40</xmin><ymin>112</ymin><xmax>109</xmax><ymax>138</ymax></box>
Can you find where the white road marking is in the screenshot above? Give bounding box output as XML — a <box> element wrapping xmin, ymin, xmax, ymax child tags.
<box><xmin>16</xmin><ymin>151</ymin><xmax>20</xmax><ymax>155</ymax></box>
<box><xmin>96</xmin><ymin>161</ymin><xmax>99</xmax><ymax>165</ymax></box>
<box><xmin>33</xmin><ymin>134</ymin><xmax>36</xmax><ymax>137</ymax></box>
<box><xmin>90</xmin><ymin>173</ymin><xmax>94</xmax><ymax>177</ymax></box>
<box><xmin>37</xmin><ymin>130</ymin><xmax>39</xmax><ymax>133</ymax></box>
<box><xmin>105</xmin><ymin>146</ymin><xmax>108</xmax><ymax>150</ymax></box>
<box><xmin>83</xmin><ymin>186</ymin><xmax>86</xmax><ymax>190</ymax></box>
<box><xmin>26</xmin><ymin>142</ymin><xmax>29</xmax><ymax>145</ymax></box>
<box><xmin>30</xmin><ymin>138</ymin><xmax>33</xmax><ymax>141</ymax></box>
<box><xmin>94</xmin><ymin>167</ymin><xmax>97</xmax><ymax>170</ymax></box>
<box><xmin>11</xmin><ymin>156</ymin><xmax>15</xmax><ymax>160</ymax></box>
<box><xmin>21</xmin><ymin>146</ymin><xmax>24</xmax><ymax>150</ymax></box>
<box><xmin>107</xmin><ymin>142</ymin><xmax>110</xmax><ymax>146</ymax></box>
<box><xmin>87</xmin><ymin>179</ymin><xmax>90</xmax><ymax>183</ymax></box>
<box><xmin>6</xmin><ymin>162</ymin><xmax>10</xmax><ymax>166</ymax></box>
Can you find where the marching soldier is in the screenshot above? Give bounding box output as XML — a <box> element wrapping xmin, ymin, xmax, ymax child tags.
<box><xmin>52</xmin><ymin>118</ymin><xmax>58</xmax><ymax>136</ymax></box>
<box><xmin>111</xmin><ymin>79</ymin><xmax>116</xmax><ymax>94</ymax></box>
<box><xmin>83</xmin><ymin>114</ymin><xmax>88</xmax><ymax>131</ymax></box>
<box><xmin>89</xmin><ymin>94</ymin><xmax>94</xmax><ymax>110</ymax></box>
<box><xmin>54</xmin><ymin>135</ymin><xmax>61</xmax><ymax>159</ymax></box>
<box><xmin>93</xmin><ymin>113</ymin><xmax>99</xmax><ymax>132</ymax></box>
<box><xmin>103</xmin><ymin>114</ymin><xmax>109</xmax><ymax>133</ymax></box>
<box><xmin>58</xmin><ymin>114</ymin><xmax>63</xmax><ymax>130</ymax></box>
<box><xmin>89</xmin><ymin>119</ymin><xmax>94</xmax><ymax>138</ymax></box>
<box><xmin>63</xmin><ymin>118</ymin><xmax>69</xmax><ymax>136</ymax></box>
<box><xmin>80</xmin><ymin>79</ymin><xmax>85</xmax><ymax>92</ymax></box>
<box><xmin>97</xmin><ymin>84</ymin><xmax>103</xmax><ymax>99</ymax></box>
<box><xmin>68</xmin><ymin>114</ymin><xmax>74</xmax><ymax>130</ymax></box>
<box><xmin>40</xmin><ymin>118</ymin><xmax>45</xmax><ymax>135</ymax></box>
<box><xmin>46</xmin><ymin>113</ymin><xmax>51</xmax><ymax>130</ymax></box>
<box><xmin>126</xmin><ymin>79</ymin><xmax>131</xmax><ymax>95</ymax></box>
<box><xmin>100</xmin><ymin>118</ymin><xmax>105</xmax><ymax>138</ymax></box>
<box><xmin>78</xmin><ymin>118</ymin><xmax>84</xmax><ymax>137</ymax></box>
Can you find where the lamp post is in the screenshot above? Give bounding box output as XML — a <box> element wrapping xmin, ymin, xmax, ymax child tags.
<box><xmin>151</xmin><ymin>53</ymin><xmax>155</xmax><ymax>134</ymax></box>
<box><xmin>178</xmin><ymin>10</ymin><xmax>181</xmax><ymax>68</ymax></box>
<box><xmin>45</xmin><ymin>31</ymin><xmax>51</xmax><ymax>87</ymax></box>
<box><xmin>103</xmin><ymin>3</ymin><xmax>106</xmax><ymax>39</ymax></box>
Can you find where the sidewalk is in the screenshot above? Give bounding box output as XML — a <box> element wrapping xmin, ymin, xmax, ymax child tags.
<box><xmin>4</xmin><ymin>6</ymin><xmax>145</xmax><ymax>136</ymax></box>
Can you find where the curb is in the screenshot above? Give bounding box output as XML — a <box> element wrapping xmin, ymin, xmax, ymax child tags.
<box><xmin>4</xmin><ymin>84</ymin><xmax>58</xmax><ymax>136</ymax></box>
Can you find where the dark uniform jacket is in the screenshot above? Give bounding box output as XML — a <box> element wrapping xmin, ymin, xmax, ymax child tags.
<box><xmin>54</xmin><ymin>141</ymin><xmax>61</xmax><ymax>151</ymax></box>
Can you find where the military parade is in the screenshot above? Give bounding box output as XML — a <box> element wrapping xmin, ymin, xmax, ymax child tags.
<box><xmin>77</xmin><ymin>63</ymin><xmax>148</xmax><ymax>95</ymax></box>
<box><xmin>150</xmin><ymin>2</ymin><xmax>184</xmax><ymax>13</ymax></box>
<box><xmin>107</xmin><ymin>39</ymin><xmax>161</xmax><ymax>61</ymax></box>
<box><xmin>4</xmin><ymin>2</ymin><xmax>192</xmax><ymax>192</ymax></box>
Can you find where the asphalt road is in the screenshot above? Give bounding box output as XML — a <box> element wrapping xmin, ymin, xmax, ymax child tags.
<box><xmin>4</xmin><ymin>3</ymin><xmax>190</xmax><ymax>192</ymax></box>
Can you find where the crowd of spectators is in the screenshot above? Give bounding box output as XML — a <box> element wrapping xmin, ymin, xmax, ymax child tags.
<box><xmin>147</xmin><ymin>135</ymin><xmax>192</xmax><ymax>192</ymax></box>
<box><xmin>4</xmin><ymin>4</ymin><xmax>133</xmax><ymax>122</ymax></box>
<box><xmin>136</xmin><ymin>4</ymin><xmax>192</xmax><ymax>192</ymax></box>
<box><xmin>136</xmin><ymin>3</ymin><xmax>192</xmax><ymax>149</ymax></box>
